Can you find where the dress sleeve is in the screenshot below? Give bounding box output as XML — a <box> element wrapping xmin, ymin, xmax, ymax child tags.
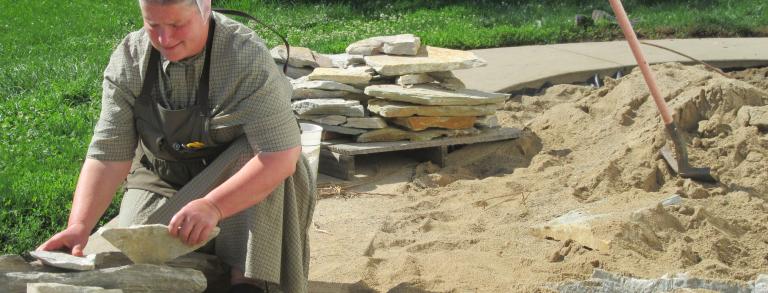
<box><xmin>239</xmin><ymin>41</ymin><xmax>300</xmax><ymax>153</ymax></box>
<box><xmin>86</xmin><ymin>35</ymin><xmax>141</xmax><ymax>161</ymax></box>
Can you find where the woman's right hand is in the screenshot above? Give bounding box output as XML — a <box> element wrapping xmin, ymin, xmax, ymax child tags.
<box><xmin>36</xmin><ymin>223</ymin><xmax>91</xmax><ymax>257</ymax></box>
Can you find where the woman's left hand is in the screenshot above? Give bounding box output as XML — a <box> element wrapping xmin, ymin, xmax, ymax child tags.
<box><xmin>168</xmin><ymin>198</ymin><xmax>223</xmax><ymax>246</ymax></box>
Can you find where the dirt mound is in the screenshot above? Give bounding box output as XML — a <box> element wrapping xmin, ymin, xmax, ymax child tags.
<box><xmin>310</xmin><ymin>64</ymin><xmax>768</xmax><ymax>291</ymax></box>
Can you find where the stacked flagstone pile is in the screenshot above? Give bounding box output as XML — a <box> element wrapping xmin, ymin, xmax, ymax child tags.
<box><xmin>272</xmin><ymin>34</ymin><xmax>508</xmax><ymax>143</ymax></box>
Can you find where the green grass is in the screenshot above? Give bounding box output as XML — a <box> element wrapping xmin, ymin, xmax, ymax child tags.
<box><xmin>1</xmin><ymin>0</ymin><xmax>766</xmax><ymax>255</ymax></box>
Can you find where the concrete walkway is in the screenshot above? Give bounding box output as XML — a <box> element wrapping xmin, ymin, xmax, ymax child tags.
<box><xmin>454</xmin><ymin>38</ymin><xmax>768</xmax><ymax>94</ymax></box>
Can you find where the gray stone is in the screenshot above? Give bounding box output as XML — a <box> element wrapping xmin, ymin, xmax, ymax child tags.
<box><xmin>396</xmin><ymin>74</ymin><xmax>435</xmax><ymax>87</ymax></box>
<box><xmin>327</xmin><ymin>53</ymin><xmax>366</xmax><ymax>68</ymax></box>
<box><xmin>367</xmin><ymin>99</ymin><xmax>498</xmax><ymax>117</ymax></box>
<box><xmin>343</xmin><ymin>117</ymin><xmax>388</xmax><ymax>129</ymax></box>
<box><xmin>346</xmin><ymin>34</ymin><xmax>421</xmax><ymax>56</ymax></box>
<box><xmin>299</xmin><ymin>115</ymin><xmax>347</xmax><ymax>126</ymax></box>
<box><xmin>91</xmin><ymin>252</ymin><xmax>132</xmax><ymax>269</ymax></box>
<box><xmin>364</xmin><ymin>84</ymin><xmax>508</xmax><ymax>106</ymax></box>
<box><xmin>356</xmin><ymin>127</ymin><xmax>479</xmax><ymax>143</ymax></box>
<box><xmin>291</xmin><ymin>77</ymin><xmax>363</xmax><ymax>94</ymax></box>
<box><xmin>97</xmin><ymin>224</ymin><xmax>219</xmax><ymax>265</ymax></box>
<box><xmin>756</xmin><ymin>274</ymin><xmax>768</xmax><ymax>293</ymax></box>
<box><xmin>308</xmin><ymin>123</ymin><xmax>369</xmax><ymax>136</ymax></box>
<box><xmin>660</xmin><ymin>195</ymin><xmax>683</xmax><ymax>206</ymax></box>
<box><xmin>556</xmin><ymin>269</ymin><xmax>752</xmax><ymax>293</ymax></box>
<box><xmin>1</xmin><ymin>264</ymin><xmax>206</xmax><ymax>293</ymax></box>
<box><xmin>276</xmin><ymin>62</ymin><xmax>315</xmax><ymax>79</ymax></box>
<box><xmin>364</xmin><ymin>46</ymin><xmax>486</xmax><ymax>76</ymax></box>
<box><xmin>292</xmin><ymin>99</ymin><xmax>365</xmax><ymax>117</ymax></box>
<box><xmin>29</xmin><ymin>251</ymin><xmax>95</xmax><ymax>271</ymax></box>
<box><xmin>292</xmin><ymin>88</ymin><xmax>367</xmax><ymax>100</ymax></box>
<box><xmin>737</xmin><ymin>105</ymin><xmax>768</xmax><ymax>131</ymax></box>
<box><xmin>0</xmin><ymin>255</ymin><xmax>32</xmax><ymax>273</ymax></box>
<box><xmin>475</xmin><ymin>115</ymin><xmax>499</xmax><ymax>129</ymax></box>
<box><xmin>270</xmin><ymin>45</ymin><xmax>332</xmax><ymax>68</ymax></box>
<box><xmin>27</xmin><ymin>283</ymin><xmax>123</xmax><ymax>293</ymax></box>
<box><xmin>427</xmin><ymin>71</ymin><xmax>466</xmax><ymax>91</ymax></box>
<box><xmin>308</xmin><ymin>67</ymin><xmax>374</xmax><ymax>85</ymax></box>
<box><xmin>167</xmin><ymin>252</ymin><xmax>229</xmax><ymax>293</ymax></box>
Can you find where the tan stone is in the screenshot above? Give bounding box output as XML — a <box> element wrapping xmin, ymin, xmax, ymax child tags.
<box><xmin>271</xmin><ymin>45</ymin><xmax>332</xmax><ymax>68</ymax></box>
<box><xmin>343</xmin><ymin>117</ymin><xmax>388</xmax><ymax>129</ymax></box>
<box><xmin>427</xmin><ymin>71</ymin><xmax>466</xmax><ymax>90</ymax></box>
<box><xmin>356</xmin><ymin>127</ymin><xmax>479</xmax><ymax>143</ymax></box>
<box><xmin>529</xmin><ymin>210</ymin><xmax>612</xmax><ymax>251</ymax></box>
<box><xmin>98</xmin><ymin>224</ymin><xmax>219</xmax><ymax>265</ymax></box>
<box><xmin>364</xmin><ymin>46</ymin><xmax>486</xmax><ymax>76</ymax></box>
<box><xmin>475</xmin><ymin>115</ymin><xmax>500</xmax><ymax>129</ymax></box>
<box><xmin>364</xmin><ymin>84</ymin><xmax>508</xmax><ymax>106</ymax></box>
<box><xmin>0</xmin><ymin>255</ymin><xmax>32</xmax><ymax>273</ymax></box>
<box><xmin>391</xmin><ymin>116</ymin><xmax>476</xmax><ymax>131</ymax></box>
<box><xmin>308</xmin><ymin>67</ymin><xmax>373</xmax><ymax>85</ymax></box>
<box><xmin>346</xmin><ymin>34</ymin><xmax>421</xmax><ymax>56</ymax></box>
<box><xmin>396</xmin><ymin>73</ymin><xmax>435</xmax><ymax>86</ymax></box>
<box><xmin>367</xmin><ymin>99</ymin><xmax>498</xmax><ymax>117</ymax></box>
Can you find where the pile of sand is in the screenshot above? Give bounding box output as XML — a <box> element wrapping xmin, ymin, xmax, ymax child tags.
<box><xmin>309</xmin><ymin>63</ymin><xmax>768</xmax><ymax>292</ymax></box>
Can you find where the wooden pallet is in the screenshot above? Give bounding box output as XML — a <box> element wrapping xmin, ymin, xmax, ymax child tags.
<box><xmin>319</xmin><ymin>127</ymin><xmax>521</xmax><ymax>180</ymax></box>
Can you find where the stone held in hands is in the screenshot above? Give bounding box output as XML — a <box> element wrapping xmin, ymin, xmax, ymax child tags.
<box><xmin>97</xmin><ymin>224</ymin><xmax>220</xmax><ymax>265</ymax></box>
<box><xmin>29</xmin><ymin>251</ymin><xmax>96</xmax><ymax>271</ymax></box>
<box><xmin>365</xmin><ymin>84</ymin><xmax>508</xmax><ymax>106</ymax></box>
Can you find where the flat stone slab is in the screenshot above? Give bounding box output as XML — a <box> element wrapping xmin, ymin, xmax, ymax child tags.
<box><xmin>1</xmin><ymin>264</ymin><xmax>206</xmax><ymax>293</ymax></box>
<box><xmin>27</xmin><ymin>283</ymin><xmax>123</xmax><ymax>293</ymax></box>
<box><xmin>292</xmin><ymin>99</ymin><xmax>365</xmax><ymax>117</ymax></box>
<box><xmin>737</xmin><ymin>105</ymin><xmax>768</xmax><ymax>131</ymax></box>
<box><xmin>308</xmin><ymin>67</ymin><xmax>374</xmax><ymax>85</ymax></box>
<box><xmin>30</xmin><ymin>251</ymin><xmax>95</xmax><ymax>271</ymax></box>
<box><xmin>305</xmin><ymin>122</ymin><xmax>368</xmax><ymax>136</ymax></box>
<box><xmin>292</xmin><ymin>88</ymin><xmax>366</xmax><ymax>100</ymax></box>
<box><xmin>556</xmin><ymin>269</ymin><xmax>754</xmax><ymax>293</ymax></box>
<box><xmin>391</xmin><ymin>116</ymin><xmax>476</xmax><ymax>131</ymax></box>
<box><xmin>291</xmin><ymin>77</ymin><xmax>363</xmax><ymax>93</ymax></box>
<box><xmin>529</xmin><ymin>210</ymin><xmax>612</xmax><ymax>251</ymax></box>
<box><xmin>356</xmin><ymin>127</ymin><xmax>479</xmax><ymax>143</ymax></box>
<box><xmin>396</xmin><ymin>73</ymin><xmax>435</xmax><ymax>86</ymax></box>
<box><xmin>1</xmin><ymin>255</ymin><xmax>33</xmax><ymax>273</ymax></box>
<box><xmin>343</xmin><ymin>117</ymin><xmax>388</xmax><ymax>129</ymax></box>
<box><xmin>475</xmin><ymin>115</ymin><xmax>499</xmax><ymax>129</ymax></box>
<box><xmin>364</xmin><ymin>46</ymin><xmax>487</xmax><ymax>76</ymax></box>
<box><xmin>367</xmin><ymin>99</ymin><xmax>498</xmax><ymax>117</ymax></box>
<box><xmin>97</xmin><ymin>224</ymin><xmax>219</xmax><ymax>265</ymax></box>
<box><xmin>365</xmin><ymin>84</ymin><xmax>508</xmax><ymax>106</ymax></box>
<box><xmin>271</xmin><ymin>45</ymin><xmax>332</xmax><ymax>68</ymax></box>
<box><xmin>347</xmin><ymin>34</ymin><xmax>421</xmax><ymax>56</ymax></box>
<box><xmin>299</xmin><ymin>115</ymin><xmax>347</xmax><ymax>126</ymax></box>
<box><xmin>326</xmin><ymin>53</ymin><xmax>366</xmax><ymax>68</ymax></box>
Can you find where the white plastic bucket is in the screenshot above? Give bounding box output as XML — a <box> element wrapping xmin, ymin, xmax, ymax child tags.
<box><xmin>300</xmin><ymin>123</ymin><xmax>323</xmax><ymax>181</ymax></box>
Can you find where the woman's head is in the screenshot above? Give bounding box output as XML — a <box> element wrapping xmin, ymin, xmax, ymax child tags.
<box><xmin>138</xmin><ymin>0</ymin><xmax>212</xmax><ymax>61</ymax></box>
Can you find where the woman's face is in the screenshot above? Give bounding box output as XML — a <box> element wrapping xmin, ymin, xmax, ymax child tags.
<box><xmin>140</xmin><ymin>2</ymin><xmax>209</xmax><ymax>62</ymax></box>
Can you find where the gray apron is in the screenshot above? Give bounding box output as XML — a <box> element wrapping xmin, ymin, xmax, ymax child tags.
<box><xmin>120</xmin><ymin>18</ymin><xmax>315</xmax><ymax>293</ymax></box>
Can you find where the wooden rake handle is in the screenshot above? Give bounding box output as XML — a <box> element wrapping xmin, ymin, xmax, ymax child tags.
<box><xmin>608</xmin><ymin>0</ymin><xmax>674</xmax><ymax>125</ymax></box>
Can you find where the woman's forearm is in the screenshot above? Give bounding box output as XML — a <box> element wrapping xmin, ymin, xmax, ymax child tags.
<box><xmin>68</xmin><ymin>159</ymin><xmax>132</xmax><ymax>231</ymax></box>
<box><xmin>205</xmin><ymin>145</ymin><xmax>301</xmax><ymax>219</ymax></box>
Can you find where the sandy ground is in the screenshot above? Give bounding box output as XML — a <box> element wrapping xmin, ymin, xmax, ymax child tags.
<box><xmin>308</xmin><ymin>64</ymin><xmax>768</xmax><ymax>292</ymax></box>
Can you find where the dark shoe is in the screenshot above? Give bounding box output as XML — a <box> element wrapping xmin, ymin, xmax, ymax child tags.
<box><xmin>228</xmin><ymin>283</ymin><xmax>265</xmax><ymax>293</ymax></box>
